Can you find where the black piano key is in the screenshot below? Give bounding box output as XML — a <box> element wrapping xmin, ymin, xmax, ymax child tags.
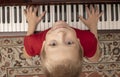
<box><xmin>115</xmin><ymin>4</ymin><xmax>118</xmax><ymax>21</ymax></box>
<box><xmin>104</xmin><ymin>4</ymin><xmax>107</xmax><ymax>21</ymax></box>
<box><xmin>59</xmin><ymin>5</ymin><xmax>62</xmax><ymax>20</ymax></box>
<box><xmin>111</xmin><ymin>4</ymin><xmax>114</xmax><ymax>21</ymax></box>
<box><xmin>2</xmin><ymin>6</ymin><xmax>5</xmax><ymax>23</ymax></box>
<box><xmin>99</xmin><ymin>4</ymin><xmax>102</xmax><ymax>21</ymax></box>
<box><xmin>55</xmin><ymin>5</ymin><xmax>57</xmax><ymax>22</ymax></box>
<box><xmin>19</xmin><ymin>6</ymin><xmax>22</xmax><ymax>23</ymax></box>
<box><xmin>76</xmin><ymin>4</ymin><xmax>79</xmax><ymax>22</ymax></box>
<box><xmin>42</xmin><ymin>5</ymin><xmax>45</xmax><ymax>22</ymax></box>
<box><xmin>83</xmin><ymin>4</ymin><xmax>86</xmax><ymax>19</ymax></box>
<box><xmin>64</xmin><ymin>4</ymin><xmax>67</xmax><ymax>22</ymax></box>
<box><xmin>48</xmin><ymin>5</ymin><xmax>50</xmax><ymax>22</ymax></box>
<box><xmin>71</xmin><ymin>4</ymin><xmax>74</xmax><ymax>22</ymax></box>
<box><xmin>7</xmin><ymin>7</ymin><xmax>10</xmax><ymax>23</ymax></box>
<box><xmin>14</xmin><ymin>7</ymin><xmax>17</xmax><ymax>23</ymax></box>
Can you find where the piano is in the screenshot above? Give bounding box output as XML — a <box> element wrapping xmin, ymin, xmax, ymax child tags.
<box><xmin>0</xmin><ymin>0</ymin><xmax>120</xmax><ymax>36</ymax></box>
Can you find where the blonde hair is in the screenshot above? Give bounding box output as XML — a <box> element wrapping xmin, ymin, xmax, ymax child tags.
<box><xmin>40</xmin><ymin>46</ymin><xmax>83</xmax><ymax>77</ymax></box>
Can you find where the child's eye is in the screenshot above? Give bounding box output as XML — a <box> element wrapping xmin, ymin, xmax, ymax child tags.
<box><xmin>49</xmin><ymin>41</ymin><xmax>57</xmax><ymax>46</ymax></box>
<box><xmin>66</xmin><ymin>41</ymin><xmax>74</xmax><ymax>45</ymax></box>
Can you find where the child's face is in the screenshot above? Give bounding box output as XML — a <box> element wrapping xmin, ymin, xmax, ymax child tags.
<box><xmin>44</xmin><ymin>21</ymin><xmax>82</xmax><ymax>63</ymax></box>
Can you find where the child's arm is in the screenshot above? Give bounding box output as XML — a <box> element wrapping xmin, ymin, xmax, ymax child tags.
<box><xmin>23</xmin><ymin>6</ymin><xmax>46</xmax><ymax>58</ymax></box>
<box><xmin>79</xmin><ymin>5</ymin><xmax>103</xmax><ymax>62</ymax></box>
<box><xmin>24</xmin><ymin>6</ymin><xmax>46</xmax><ymax>36</ymax></box>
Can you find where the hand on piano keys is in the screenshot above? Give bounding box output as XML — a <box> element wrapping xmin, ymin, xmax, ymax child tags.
<box><xmin>0</xmin><ymin>4</ymin><xmax>120</xmax><ymax>33</ymax></box>
<box><xmin>24</xmin><ymin>6</ymin><xmax>46</xmax><ymax>35</ymax></box>
<box><xmin>79</xmin><ymin>5</ymin><xmax>103</xmax><ymax>30</ymax></box>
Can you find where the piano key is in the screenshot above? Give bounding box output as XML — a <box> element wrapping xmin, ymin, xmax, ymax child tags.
<box><xmin>21</xmin><ymin>6</ymin><xmax>26</xmax><ymax>32</ymax></box>
<box><xmin>11</xmin><ymin>6</ymin><xmax>16</xmax><ymax>32</ymax></box>
<box><xmin>99</xmin><ymin>4</ymin><xmax>102</xmax><ymax>21</ymax></box>
<box><xmin>118</xmin><ymin>4</ymin><xmax>120</xmax><ymax>29</ymax></box>
<box><xmin>7</xmin><ymin>6</ymin><xmax>11</xmax><ymax>32</ymax></box>
<box><xmin>44</xmin><ymin>5</ymin><xmax>49</xmax><ymax>30</ymax></box>
<box><xmin>64</xmin><ymin>4</ymin><xmax>67</xmax><ymax>22</ymax></box>
<box><xmin>61</xmin><ymin>4</ymin><xmax>65</xmax><ymax>21</ymax></box>
<box><xmin>83</xmin><ymin>4</ymin><xmax>86</xmax><ymax>20</ymax></box>
<box><xmin>55</xmin><ymin>5</ymin><xmax>57</xmax><ymax>22</ymax></box>
<box><xmin>52</xmin><ymin>5</ymin><xmax>55</xmax><ymax>25</ymax></box>
<box><xmin>115</xmin><ymin>4</ymin><xmax>119</xmax><ymax>21</ymax></box>
<box><xmin>49</xmin><ymin>5</ymin><xmax>53</xmax><ymax>28</ymax></box>
<box><xmin>67</xmin><ymin>4</ymin><xmax>72</xmax><ymax>26</ymax></box>
<box><xmin>78</xmin><ymin>4</ymin><xmax>88</xmax><ymax>30</ymax></box>
<box><xmin>7</xmin><ymin>7</ymin><xmax>10</xmax><ymax>23</ymax></box>
<box><xmin>104</xmin><ymin>4</ymin><xmax>107</xmax><ymax>21</ymax></box>
<box><xmin>107</xmin><ymin>4</ymin><xmax>112</xmax><ymax>29</ymax></box>
<box><xmin>113</xmin><ymin>4</ymin><xmax>117</xmax><ymax>29</ymax></box>
<box><xmin>57</xmin><ymin>5</ymin><xmax>60</xmax><ymax>21</ymax></box>
<box><xmin>76</xmin><ymin>4</ymin><xmax>79</xmax><ymax>22</ymax></box>
<box><xmin>14</xmin><ymin>6</ymin><xmax>17</xmax><ymax>23</ymax></box>
<box><xmin>97</xmin><ymin>4</ymin><xmax>102</xmax><ymax>30</ymax></box>
<box><xmin>71</xmin><ymin>4</ymin><xmax>74</xmax><ymax>22</ymax></box>
<box><xmin>73</xmin><ymin>4</ymin><xmax>77</xmax><ymax>28</ymax></box>
<box><xmin>4</xmin><ymin>6</ymin><xmax>8</xmax><ymax>32</ymax></box>
<box><xmin>2</xmin><ymin>6</ymin><xmax>5</xmax><ymax>23</ymax></box>
<box><xmin>111</xmin><ymin>4</ymin><xmax>114</xmax><ymax>21</ymax></box>
<box><xmin>47</xmin><ymin>5</ymin><xmax>50</xmax><ymax>22</ymax></box>
<box><xmin>59</xmin><ymin>5</ymin><xmax>62</xmax><ymax>20</ymax></box>
<box><xmin>101</xmin><ymin>4</ymin><xmax>105</xmax><ymax>30</ymax></box>
<box><xmin>0</xmin><ymin>6</ymin><xmax>4</xmax><ymax>32</ymax></box>
<box><xmin>19</xmin><ymin>6</ymin><xmax>22</xmax><ymax>23</ymax></box>
<box><xmin>16</xmin><ymin>6</ymin><xmax>20</xmax><ymax>32</ymax></box>
<box><xmin>66</xmin><ymin>4</ymin><xmax>69</xmax><ymax>24</ymax></box>
<box><xmin>42</xmin><ymin>5</ymin><xmax>45</xmax><ymax>22</ymax></box>
<box><xmin>40</xmin><ymin>5</ymin><xmax>45</xmax><ymax>31</ymax></box>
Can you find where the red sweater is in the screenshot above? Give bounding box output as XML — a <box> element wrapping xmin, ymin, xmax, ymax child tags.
<box><xmin>24</xmin><ymin>28</ymin><xmax>97</xmax><ymax>58</ymax></box>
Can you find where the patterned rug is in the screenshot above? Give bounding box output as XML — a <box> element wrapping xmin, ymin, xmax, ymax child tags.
<box><xmin>0</xmin><ymin>31</ymin><xmax>120</xmax><ymax>77</ymax></box>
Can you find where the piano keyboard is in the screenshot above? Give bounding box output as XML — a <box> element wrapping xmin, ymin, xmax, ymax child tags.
<box><xmin>0</xmin><ymin>4</ymin><xmax>120</xmax><ymax>32</ymax></box>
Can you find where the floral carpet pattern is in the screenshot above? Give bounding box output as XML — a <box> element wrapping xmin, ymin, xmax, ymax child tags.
<box><xmin>0</xmin><ymin>31</ymin><xmax>120</xmax><ymax>77</ymax></box>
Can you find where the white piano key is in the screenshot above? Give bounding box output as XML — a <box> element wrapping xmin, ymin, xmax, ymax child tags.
<box><xmin>117</xmin><ymin>4</ymin><xmax>120</xmax><ymax>29</ymax></box>
<box><xmin>21</xmin><ymin>6</ymin><xmax>26</xmax><ymax>32</ymax></box>
<box><xmin>77</xmin><ymin>4</ymin><xmax>82</xmax><ymax>29</ymax></box>
<box><xmin>40</xmin><ymin>5</ymin><xmax>45</xmax><ymax>31</ymax></box>
<box><xmin>66</xmin><ymin>5</ymin><xmax>69</xmax><ymax>24</ymax></box>
<box><xmin>16</xmin><ymin>6</ymin><xmax>20</xmax><ymax>32</ymax></box>
<box><xmin>11</xmin><ymin>6</ymin><xmax>16</xmax><ymax>32</ymax></box>
<box><xmin>52</xmin><ymin>5</ymin><xmax>55</xmax><ymax>25</ymax></box>
<box><xmin>113</xmin><ymin>4</ymin><xmax>117</xmax><ymax>30</ymax></box>
<box><xmin>4</xmin><ymin>6</ymin><xmax>8</xmax><ymax>32</ymax></box>
<box><xmin>101</xmin><ymin>4</ymin><xmax>106</xmax><ymax>30</ymax></box>
<box><xmin>49</xmin><ymin>5</ymin><xmax>53</xmax><ymax>28</ymax></box>
<box><xmin>79</xmin><ymin>5</ymin><xmax>87</xmax><ymax>30</ymax></box>
<box><xmin>36</xmin><ymin>6</ymin><xmax>41</xmax><ymax>31</ymax></box>
<box><xmin>97</xmin><ymin>4</ymin><xmax>102</xmax><ymax>30</ymax></box>
<box><xmin>57</xmin><ymin>5</ymin><xmax>60</xmax><ymax>21</ymax></box>
<box><xmin>62</xmin><ymin>5</ymin><xmax>65</xmax><ymax>21</ymax></box>
<box><xmin>8</xmin><ymin>6</ymin><xmax>12</xmax><ymax>32</ymax></box>
<box><xmin>67</xmin><ymin>4</ymin><xmax>73</xmax><ymax>27</ymax></box>
<box><xmin>73</xmin><ymin>4</ymin><xmax>77</xmax><ymax>28</ymax></box>
<box><xmin>44</xmin><ymin>5</ymin><xmax>49</xmax><ymax>30</ymax></box>
<box><xmin>0</xmin><ymin>6</ymin><xmax>4</xmax><ymax>32</ymax></box>
<box><xmin>107</xmin><ymin>4</ymin><xmax>111</xmax><ymax>30</ymax></box>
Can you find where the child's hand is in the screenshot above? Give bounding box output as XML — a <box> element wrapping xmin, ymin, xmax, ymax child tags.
<box><xmin>79</xmin><ymin>5</ymin><xmax>103</xmax><ymax>30</ymax></box>
<box><xmin>24</xmin><ymin>6</ymin><xmax>46</xmax><ymax>27</ymax></box>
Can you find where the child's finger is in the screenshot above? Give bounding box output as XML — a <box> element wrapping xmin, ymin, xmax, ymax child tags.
<box><xmin>79</xmin><ymin>15</ymin><xmax>86</xmax><ymax>24</ymax></box>
<box><xmin>86</xmin><ymin>5</ymin><xmax>91</xmax><ymax>17</ymax></box>
<box><xmin>38</xmin><ymin>11</ymin><xmax>46</xmax><ymax>22</ymax></box>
